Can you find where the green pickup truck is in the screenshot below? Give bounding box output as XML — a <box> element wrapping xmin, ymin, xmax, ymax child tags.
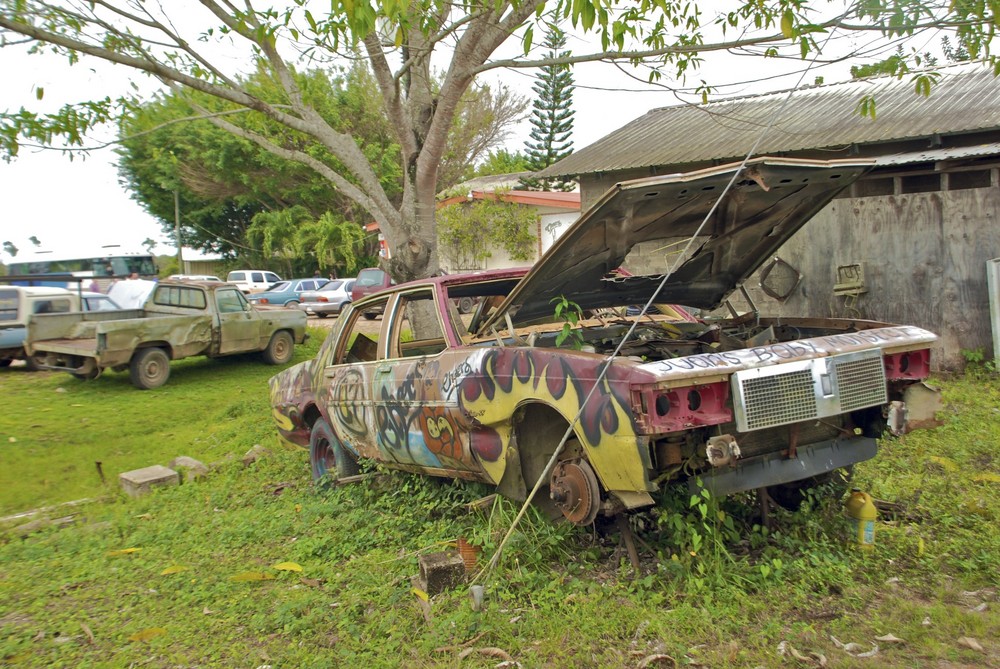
<box><xmin>26</xmin><ymin>281</ymin><xmax>308</xmax><ymax>389</ymax></box>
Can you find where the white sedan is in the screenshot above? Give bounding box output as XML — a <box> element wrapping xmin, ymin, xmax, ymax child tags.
<box><xmin>299</xmin><ymin>278</ymin><xmax>355</xmax><ymax>318</ymax></box>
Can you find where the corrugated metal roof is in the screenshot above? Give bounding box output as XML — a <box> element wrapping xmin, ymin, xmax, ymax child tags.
<box><xmin>539</xmin><ymin>63</ymin><xmax>1000</xmax><ymax>177</ymax></box>
<box><xmin>874</xmin><ymin>142</ymin><xmax>1000</xmax><ymax>165</ymax></box>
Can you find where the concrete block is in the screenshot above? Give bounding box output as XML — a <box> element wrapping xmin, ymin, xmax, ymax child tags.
<box><xmin>119</xmin><ymin>465</ymin><xmax>180</xmax><ymax>498</ymax></box>
<box><xmin>416</xmin><ymin>551</ymin><xmax>467</xmax><ymax>595</ymax></box>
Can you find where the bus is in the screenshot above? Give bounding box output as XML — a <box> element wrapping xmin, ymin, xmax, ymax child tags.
<box><xmin>6</xmin><ymin>245</ymin><xmax>158</xmax><ymax>289</ymax></box>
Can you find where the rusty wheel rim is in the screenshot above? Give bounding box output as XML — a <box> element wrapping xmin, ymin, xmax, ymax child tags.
<box><xmin>549</xmin><ymin>459</ymin><xmax>601</xmax><ymax>525</ymax></box>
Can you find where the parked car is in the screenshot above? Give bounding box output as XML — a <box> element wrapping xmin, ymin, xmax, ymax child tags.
<box><xmin>168</xmin><ymin>274</ymin><xmax>223</xmax><ymax>282</ymax></box>
<box><xmin>1</xmin><ymin>286</ymin><xmax>120</xmax><ymax>368</ymax></box>
<box><xmin>28</xmin><ymin>280</ymin><xmax>307</xmax><ymax>388</ymax></box>
<box><xmin>351</xmin><ymin>268</ymin><xmax>394</xmax><ymax>319</ymax></box>
<box><xmin>81</xmin><ymin>291</ymin><xmax>122</xmax><ymax>312</ymax></box>
<box><xmin>247</xmin><ymin>278</ymin><xmax>329</xmax><ymax>308</ymax></box>
<box><xmin>268</xmin><ymin>158</ymin><xmax>940</xmax><ymax>526</ymax></box>
<box><xmin>226</xmin><ymin>270</ymin><xmax>282</xmax><ymax>294</ymax></box>
<box><xmin>300</xmin><ymin>278</ymin><xmax>355</xmax><ymax>318</ymax></box>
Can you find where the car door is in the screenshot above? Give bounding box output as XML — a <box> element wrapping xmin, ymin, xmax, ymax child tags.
<box><xmin>321</xmin><ymin>296</ymin><xmax>391</xmax><ymax>461</ymax></box>
<box><xmin>368</xmin><ymin>287</ymin><xmax>483</xmax><ymax>474</ymax></box>
<box><xmin>216</xmin><ymin>288</ymin><xmax>262</xmax><ymax>354</ymax></box>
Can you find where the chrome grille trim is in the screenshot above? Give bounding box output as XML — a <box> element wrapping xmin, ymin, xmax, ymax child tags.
<box><xmin>732</xmin><ymin>349</ymin><xmax>886</xmax><ymax>432</ymax></box>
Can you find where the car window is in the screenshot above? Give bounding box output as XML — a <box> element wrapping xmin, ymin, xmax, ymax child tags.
<box><xmin>251</xmin><ymin>272</ymin><xmax>264</xmax><ymax>283</ymax></box>
<box><xmin>269</xmin><ymin>282</ymin><xmax>291</xmax><ymax>292</ymax></box>
<box><xmin>356</xmin><ymin>269</ymin><xmax>386</xmax><ymax>287</ymax></box>
<box><xmin>265</xmin><ymin>273</ymin><xmax>280</xmax><ymax>283</ymax></box>
<box><xmin>216</xmin><ymin>288</ymin><xmax>248</xmax><ymax>314</ymax></box>
<box><xmin>228</xmin><ymin>272</ymin><xmax>245</xmax><ymax>281</ymax></box>
<box><xmin>0</xmin><ymin>289</ymin><xmax>18</xmax><ymax>322</ymax></box>
<box><xmin>33</xmin><ymin>298</ymin><xmax>73</xmax><ymax>314</ymax></box>
<box><xmin>152</xmin><ymin>286</ymin><xmax>207</xmax><ymax>309</ymax></box>
<box><xmin>388</xmin><ymin>289</ymin><xmax>446</xmax><ymax>359</ymax></box>
<box><xmin>84</xmin><ymin>296</ymin><xmax>117</xmax><ymax>312</ymax></box>
<box><xmin>335</xmin><ymin>297</ymin><xmax>390</xmax><ymax>365</ymax></box>
<box><xmin>321</xmin><ymin>280</ymin><xmax>343</xmax><ymax>291</ymax></box>
<box><xmin>298</xmin><ymin>281</ymin><xmax>313</xmax><ymax>291</ymax></box>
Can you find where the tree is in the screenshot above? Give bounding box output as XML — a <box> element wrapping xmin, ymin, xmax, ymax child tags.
<box><xmin>2</xmin><ymin>1</ymin><xmax>998</xmax><ymax>282</ymax></box>
<box><xmin>476</xmin><ymin>149</ymin><xmax>531</xmax><ymax>177</ymax></box>
<box><xmin>118</xmin><ymin>64</ymin><xmax>524</xmax><ymax>263</ymax></box>
<box><xmin>521</xmin><ymin>27</ymin><xmax>575</xmax><ymax>192</ymax></box>
<box><xmin>2</xmin><ymin>241</ymin><xmax>17</xmax><ymax>258</ymax></box>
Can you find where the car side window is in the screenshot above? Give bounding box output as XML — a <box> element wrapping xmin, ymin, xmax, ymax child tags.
<box><xmin>216</xmin><ymin>289</ymin><xmax>247</xmax><ymax>314</ymax></box>
<box><xmin>334</xmin><ymin>296</ymin><xmax>390</xmax><ymax>365</ymax></box>
<box><xmin>33</xmin><ymin>298</ymin><xmax>72</xmax><ymax>315</ymax></box>
<box><xmin>265</xmin><ymin>273</ymin><xmax>280</xmax><ymax>283</ymax></box>
<box><xmin>388</xmin><ymin>289</ymin><xmax>446</xmax><ymax>359</ymax></box>
<box><xmin>251</xmin><ymin>272</ymin><xmax>264</xmax><ymax>283</ymax></box>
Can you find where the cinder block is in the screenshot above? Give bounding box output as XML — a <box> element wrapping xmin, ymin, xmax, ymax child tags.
<box><xmin>119</xmin><ymin>465</ymin><xmax>180</xmax><ymax>498</ymax></box>
<box><xmin>417</xmin><ymin>552</ymin><xmax>467</xmax><ymax>595</ymax></box>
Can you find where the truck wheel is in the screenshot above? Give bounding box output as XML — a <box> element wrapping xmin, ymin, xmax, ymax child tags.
<box><xmin>129</xmin><ymin>348</ymin><xmax>171</xmax><ymax>389</ymax></box>
<box><xmin>262</xmin><ymin>330</ymin><xmax>294</xmax><ymax>365</ymax></box>
<box><xmin>458</xmin><ymin>297</ymin><xmax>475</xmax><ymax>314</ymax></box>
<box><xmin>310</xmin><ymin>419</ymin><xmax>359</xmax><ymax>485</ymax></box>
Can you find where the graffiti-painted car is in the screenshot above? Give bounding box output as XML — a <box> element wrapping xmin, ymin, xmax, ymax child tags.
<box><xmin>269</xmin><ymin>158</ymin><xmax>939</xmax><ymax>524</ymax></box>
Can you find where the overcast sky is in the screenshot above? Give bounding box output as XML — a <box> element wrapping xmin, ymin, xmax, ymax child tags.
<box><xmin>0</xmin><ymin>13</ymin><xmax>875</xmax><ymax>262</ymax></box>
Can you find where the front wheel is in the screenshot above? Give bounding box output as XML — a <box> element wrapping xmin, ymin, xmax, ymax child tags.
<box><xmin>309</xmin><ymin>419</ymin><xmax>359</xmax><ymax>485</ymax></box>
<box><xmin>316</xmin><ymin>312</ymin><xmax>328</xmax><ymax>319</ymax></box>
<box><xmin>0</xmin><ymin>359</ymin><xmax>11</xmax><ymax>368</ymax></box>
<box><xmin>262</xmin><ymin>330</ymin><xmax>294</xmax><ymax>365</ymax></box>
<box><xmin>129</xmin><ymin>347</ymin><xmax>170</xmax><ymax>389</ymax></box>
<box><xmin>363</xmin><ymin>312</ymin><xmax>377</xmax><ymax>321</ymax></box>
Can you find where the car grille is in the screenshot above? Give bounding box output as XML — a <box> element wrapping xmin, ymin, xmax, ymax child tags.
<box><xmin>732</xmin><ymin>349</ymin><xmax>887</xmax><ymax>432</ymax></box>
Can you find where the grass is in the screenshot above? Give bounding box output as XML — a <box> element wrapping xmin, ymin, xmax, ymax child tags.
<box><xmin>1</xmin><ymin>349</ymin><xmax>999</xmax><ymax>667</ymax></box>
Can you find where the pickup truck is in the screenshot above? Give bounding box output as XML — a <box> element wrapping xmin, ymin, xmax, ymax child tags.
<box><xmin>269</xmin><ymin>158</ymin><xmax>940</xmax><ymax>524</ymax></box>
<box><xmin>27</xmin><ymin>281</ymin><xmax>308</xmax><ymax>389</ymax></box>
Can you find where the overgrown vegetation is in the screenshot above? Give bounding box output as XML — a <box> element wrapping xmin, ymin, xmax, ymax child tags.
<box><xmin>436</xmin><ymin>195</ymin><xmax>538</xmax><ymax>271</ymax></box>
<box><xmin>1</xmin><ymin>361</ymin><xmax>998</xmax><ymax>666</ymax></box>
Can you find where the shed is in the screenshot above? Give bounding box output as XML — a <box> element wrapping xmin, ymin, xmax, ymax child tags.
<box><xmin>539</xmin><ymin>62</ymin><xmax>1000</xmax><ymax>369</ymax></box>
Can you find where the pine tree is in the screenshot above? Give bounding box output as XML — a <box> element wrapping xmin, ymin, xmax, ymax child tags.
<box><xmin>520</xmin><ymin>27</ymin><xmax>575</xmax><ymax>191</ymax></box>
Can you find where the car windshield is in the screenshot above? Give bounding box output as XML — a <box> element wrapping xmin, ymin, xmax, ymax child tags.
<box><xmin>355</xmin><ymin>270</ymin><xmax>384</xmax><ymax>287</ymax></box>
<box><xmin>321</xmin><ymin>280</ymin><xmax>344</xmax><ymax>291</ymax></box>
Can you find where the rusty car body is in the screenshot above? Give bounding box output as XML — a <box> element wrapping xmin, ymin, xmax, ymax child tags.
<box><xmin>269</xmin><ymin>158</ymin><xmax>938</xmax><ymax>523</ymax></box>
<box><xmin>27</xmin><ymin>280</ymin><xmax>308</xmax><ymax>389</ymax></box>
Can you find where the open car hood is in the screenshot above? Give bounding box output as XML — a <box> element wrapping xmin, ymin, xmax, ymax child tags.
<box><xmin>476</xmin><ymin>157</ymin><xmax>870</xmax><ymax>334</ymax></box>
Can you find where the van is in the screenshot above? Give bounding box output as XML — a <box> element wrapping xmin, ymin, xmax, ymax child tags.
<box><xmin>226</xmin><ymin>270</ymin><xmax>282</xmax><ymax>295</ymax></box>
<box><xmin>350</xmin><ymin>268</ymin><xmax>395</xmax><ymax>319</ymax></box>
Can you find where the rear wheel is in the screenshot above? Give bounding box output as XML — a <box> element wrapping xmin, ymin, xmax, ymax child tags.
<box><xmin>262</xmin><ymin>330</ymin><xmax>294</xmax><ymax>365</ymax></box>
<box><xmin>309</xmin><ymin>419</ymin><xmax>359</xmax><ymax>485</ymax></box>
<box><xmin>0</xmin><ymin>359</ymin><xmax>11</xmax><ymax>368</ymax></box>
<box><xmin>363</xmin><ymin>312</ymin><xmax>377</xmax><ymax>321</ymax></box>
<box><xmin>316</xmin><ymin>312</ymin><xmax>329</xmax><ymax>319</ymax></box>
<box><xmin>71</xmin><ymin>368</ymin><xmax>100</xmax><ymax>381</ymax></box>
<box><xmin>458</xmin><ymin>297</ymin><xmax>475</xmax><ymax>314</ymax></box>
<box><xmin>286</xmin><ymin>300</ymin><xmax>300</xmax><ymax>307</ymax></box>
<box><xmin>129</xmin><ymin>348</ymin><xmax>170</xmax><ymax>389</ymax></box>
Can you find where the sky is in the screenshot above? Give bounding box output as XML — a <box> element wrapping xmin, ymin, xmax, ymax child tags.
<box><xmin>0</xmin><ymin>8</ymin><xmax>881</xmax><ymax>262</ymax></box>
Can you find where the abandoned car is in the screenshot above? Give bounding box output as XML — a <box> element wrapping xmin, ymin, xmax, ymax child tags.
<box><xmin>269</xmin><ymin>158</ymin><xmax>938</xmax><ymax>524</ymax></box>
